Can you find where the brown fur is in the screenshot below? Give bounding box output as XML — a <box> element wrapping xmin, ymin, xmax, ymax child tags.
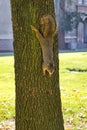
<box><xmin>31</xmin><ymin>15</ymin><xmax>57</xmax><ymax>76</ymax></box>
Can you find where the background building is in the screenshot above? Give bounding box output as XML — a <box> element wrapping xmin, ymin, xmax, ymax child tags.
<box><xmin>77</xmin><ymin>0</ymin><xmax>87</xmax><ymax>48</ymax></box>
<box><xmin>55</xmin><ymin>0</ymin><xmax>87</xmax><ymax>50</ymax></box>
<box><xmin>0</xmin><ymin>0</ymin><xmax>13</xmax><ymax>52</ymax></box>
<box><xmin>65</xmin><ymin>0</ymin><xmax>87</xmax><ymax>50</ymax></box>
<box><xmin>0</xmin><ymin>0</ymin><xmax>87</xmax><ymax>51</ymax></box>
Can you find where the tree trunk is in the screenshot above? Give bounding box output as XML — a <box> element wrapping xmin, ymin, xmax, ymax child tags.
<box><xmin>82</xmin><ymin>0</ymin><xmax>84</xmax><ymax>4</ymax></box>
<box><xmin>59</xmin><ymin>0</ymin><xmax>65</xmax><ymax>50</ymax></box>
<box><xmin>10</xmin><ymin>0</ymin><xmax>64</xmax><ymax>129</ymax></box>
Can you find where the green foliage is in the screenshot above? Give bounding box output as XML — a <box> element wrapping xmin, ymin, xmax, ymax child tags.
<box><xmin>60</xmin><ymin>11</ymin><xmax>82</xmax><ymax>32</ymax></box>
<box><xmin>59</xmin><ymin>0</ymin><xmax>87</xmax><ymax>32</ymax></box>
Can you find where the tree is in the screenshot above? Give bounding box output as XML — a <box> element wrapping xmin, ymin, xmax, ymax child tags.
<box><xmin>54</xmin><ymin>0</ymin><xmax>66</xmax><ymax>50</ymax></box>
<box><xmin>82</xmin><ymin>0</ymin><xmax>85</xmax><ymax>4</ymax></box>
<box><xmin>10</xmin><ymin>0</ymin><xmax>64</xmax><ymax>129</ymax></box>
<box><xmin>59</xmin><ymin>0</ymin><xmax>65</xmax><ymax>50</ymax></box>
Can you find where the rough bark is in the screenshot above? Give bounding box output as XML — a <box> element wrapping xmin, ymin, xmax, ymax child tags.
<box><xmin>59</xmin><ymin>0</ymin><xmax>66</xmax><ymax>50</ymax></box>
<box><xmin>10</xmin><ymin>0</ymin><xmax>64</xmax><ymax>129</ymax></box>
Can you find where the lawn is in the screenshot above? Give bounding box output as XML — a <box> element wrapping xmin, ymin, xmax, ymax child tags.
<box><xmin>0</xmin><ymin>55</ymin><xmax>15</xmax><ymax>122</ymax></box>
<box><xmin>59</xmin><ymin>52</ymin><xmax>87</xmax><ymax>130</ymax></box>
<box><xmin>0</xmin><ymin>52</ymin><xmax>87</xmax><ymax>129</ymax></box>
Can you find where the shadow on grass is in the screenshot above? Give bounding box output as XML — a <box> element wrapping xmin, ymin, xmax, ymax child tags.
<box><xmin>66</xmin><ymin>68</ymin><xmax>87</xmax><ymax>72</ymax></box>
<box><xmin>0</xmin><ymin>52</ymin><xmax>14</xmax><ymax>57</ymax></box>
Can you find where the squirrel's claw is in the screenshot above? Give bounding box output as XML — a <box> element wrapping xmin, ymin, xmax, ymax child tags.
<box><xmin>31</xmin><ymin>25</ymin><xmax>37</xmax><ymax>32</ymax></box>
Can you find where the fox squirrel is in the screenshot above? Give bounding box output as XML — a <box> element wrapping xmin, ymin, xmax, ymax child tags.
<box><xmin>31</xmin><ymin>15</ymin><xmax>57</xmax><ymax>76</ymax></box>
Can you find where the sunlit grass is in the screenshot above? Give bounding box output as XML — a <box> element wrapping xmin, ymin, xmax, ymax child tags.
<box><xmin>0</xmin><ymin>52</ymin><xmax>87</xmax><ymax>129</ymax></box>
<box><xmin>59</xmin><ymin>52</ymin><xmax>87</xmax><ymax>129</ymax></box>
<box><xmin>0</xmin><ymin>55</ymin><xmax>15</xmax><ymax>122</ymax></box>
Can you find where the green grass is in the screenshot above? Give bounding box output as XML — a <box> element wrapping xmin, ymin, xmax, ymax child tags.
<box><xmin>0</xmin><ymin>55</ymin><xmax>15</xmax><ymax>122</ymax></box>
<box><xmin>59</xmin><ymin>52</ymin><xmax>87</xmax><ymax>129</ymax></box>
<box><xmin>0</xmin><ymin>52</ymin><xmax>87</xmax><ymax>129</ymax></box>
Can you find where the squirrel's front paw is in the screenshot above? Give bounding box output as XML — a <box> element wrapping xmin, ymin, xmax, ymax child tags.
<box><xmin>43</xmin><ymin>68</ymin><xmax>46</xmax><ymax>76</ymax></box>
<box><xmin>31</xmin><ymin>25</ymin><xmax>37</xmax><ymax>32</ymax></box>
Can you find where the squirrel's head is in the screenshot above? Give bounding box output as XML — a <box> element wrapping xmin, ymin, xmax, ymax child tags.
<box><xmin>46</xmin><ymin>63</ymin><xmax>54</xmax><ymax>76</ymax></box>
